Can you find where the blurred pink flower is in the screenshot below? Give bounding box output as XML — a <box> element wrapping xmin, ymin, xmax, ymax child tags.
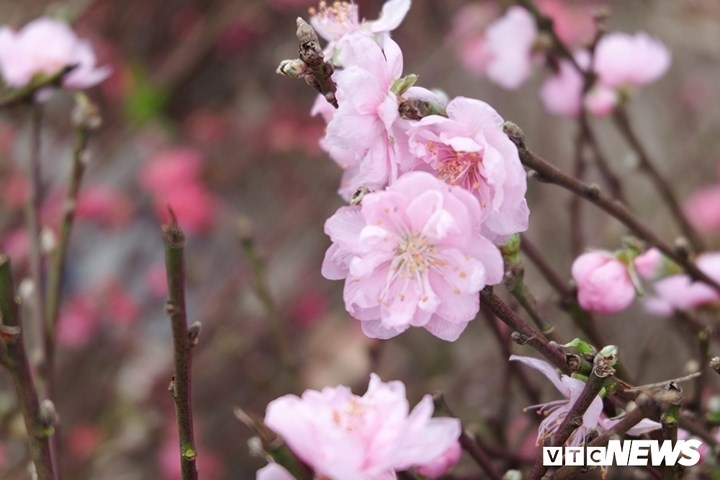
<box><xmin>415</xmin><ymin>440</ymin><xmax>462</xmax><ymax>479</ymax></box>
<box><xmin>255</xmin><ymin>463</ymin><xmax>294</xmax><ymax>480</ymax></box>
<box><xmin>540</xmin><ymin>58</ymin><xmax>584</xmax><ymax>117</ymax></box>
<box><xmin>537</xmin><ymin>0</ymin><xmax>595</xmax><ymax>48</ymax></box>
<box><xmin>483</xmin><ymin>7</ymin><xmax>538</xmax><ymax>89</ymax></box>
<box><xmin>2</xmin><ymin>228</ymin><xmax>30</xmax><ymax>262</ymax></box>
<box><xmin>2</xmin><ymin>173</ymin><xmax>28</xmax><ymax>208</ymax></box>
<box><xmin>75</xmin><ymin>185</ymin><xmax>136</xmax><ymax>228</ymax></box>
<box><xmin>321</xmin><ymin>32</ymin><xmax>418</xmax><ymax>199</ymax></box>
<box><xmin>0</xmin><ymin>17</ymin><xmax>109</xmax><ymax>89</ymax></box>
<box><xmin>408</xmin><ymin>96</ymin><xmax>529</xmax><ymax>241</ymax></box>
<box><xmin>289</xmin><ymin>289</ymin><xmax>328</xmax><ymax>327</ymax></box>
<box><xmin>571</xmin><ymin>251</ymin><xmax>636</xmax><ymax>313</ymax></box>
<box><xmin>102</xmin><ymin>280</ymin><xmax>139</xmax><ymax>326</ymax></box>
<box><xmin>634</xmin><ymin>248</ymin><xmax>662</xmax><ymax>280</ymax></box>
<box><xmin>153</xmin><ymin>183</ymin><xmax>215</xmax><ymax>234</ymax></box>
<box><xmin>511</xmin><ymin>355</ymin><xmax>604</xmax><ymax>446</ymax></box>
<box><xmin>447</xmin><ymin>3</ymin><xmax>499</xmax><ymax>76</ymax></box>
<box><xmin>309</xmin><ymin>0</ymin><xmax>410</xmax><ymax>45</ymax></box>
<box><xmin>594</xmin><ymin>32</ymin><xmax>671</xmax><ymax>89</ymax></box>
<box><xmin>684</xmin><ymin>185</ymin><xmax>720</xmax><ymax>233</ymax></box>
<box><xmin>57</xmin><ymin>295</ymin><xmax>99</xmax><ymax>349</ymax></box>
<box><xmin>322</xmin><ymin>172</ymin><xmax>503</xmax><ymax>341</ymax></box>
<box><xmin>644</xmin><ymin>252</ymin><xmax>720</xmax><ymax>314</ymax></box>
<box><xmin>140</xmin><ymin>148</ymin><xmax>204</xmax><ymax>194</ymax></box>
<box><xmin>583</xmin><ymin>84</ymin><xmax>619</xmax><ymax>117</ymax></box>
<box><xmin>264</xmin><ymin>373</ymin><xmax>461</xmax><ymax>479</ymax></box>
<box><xmin>146</xmin><ymin>262</ymin><xmax>168</xmax><ymax>298</ymax></box>
<box><xmin>67</xmin><ymin>424</ymin><xmax>102</xmax><ymax>461</ymax></box>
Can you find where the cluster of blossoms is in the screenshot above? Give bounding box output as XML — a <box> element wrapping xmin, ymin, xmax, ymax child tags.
<box><xmin>571</xmin><ymin>245</ymin><xmax>720</xmax><ymax>316</ymax></box>
<box><xmin>307</xmin><ymin>2</ymin><xmax>529</xmax><ymax>342</ymax></box>
<box><xmin>0</xmin><ymin>17</ymin><xmax>109</xmax><ymax>93</ymax></box>
<box><xmin>259</xmin><ymin>374</ymin><xmax>461</xmax><ymax>479</ymax></box>
<box><xmin>447</xmin><ymin>3</ymin><xmax>670</xmax><ymax>118</ymax></box>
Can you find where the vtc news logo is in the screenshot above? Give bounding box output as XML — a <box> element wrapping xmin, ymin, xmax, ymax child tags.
<box><xmin>543</xmin><ymin>440</ymin><xmax>703</xmax><ymax>467</ymax></box>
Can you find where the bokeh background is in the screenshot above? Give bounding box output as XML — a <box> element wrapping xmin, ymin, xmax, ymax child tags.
<box><xmin>0</xmin><ymin>0</ymin><xmax>719</xmax><ymax>478</ymax></box>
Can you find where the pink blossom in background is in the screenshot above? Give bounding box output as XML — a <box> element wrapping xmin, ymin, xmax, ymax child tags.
<box><xmin>67</xmin><ymin>424</ymin><xmax>102</xmax><ymax>461</ymax></box>
<box><xmin>510</xmin><ymin>355</ymin><xmax>604</xmax><ymax>446</ymax></box>
<box><xmin>643</xmin><ymin>252</ymin><xmax>720</xmax><ymax>315</ymax></box>
<box><xmin>2</xmin><ymin>173</ymin><xmax>28</xmax><ymax>208</ymax></box>
<box><xmin>482</xmin><ymin>7</ymin><xmax>538</xmax><ymax>89</ymax></box>
<box><xmin>1</xmin><ymin>228</ymin><xmax>30</xmax><ymax>262</ymax></box>
<box><xmin>415</xmin><ymin>440</ymin><xmax>462</xmax><ymax>479</ymax></box>
<box><xmin>102</xmin><ymin>280</ymin><xmax>139</xmax><ymax>327</ymax></box>
<box><xmin>255</xmin><ymin>463</ymin><xmax>294</xmax><ymax>480</ymax></box>
<box><xmin>264</xmin><ymin>373</ymin><xmax>461</xmax><ymax>479</ymax></box>
<box><xmin>321</xmin><ymin>32</ymin><xmax>417</xmax><ymax>199</ymax></box>
<box><xmin>537</xmin><ymin>0</ymin><xmax>595</xmax><ymax>48</ymax></box>
<box><xmin>153</xmin><ymin>183</ymin><xmax>215</xmax><ymax>234</ymax></box>
<box><xmin>684</xmin><ymin>185</ymin><xmax>720</xmax><ymax>233</ymax></box>
<box><xmin>583</xmin><ymin>84</ymin><xmax>619</xmax><ymax>117</ymax></box>
<box><xmin>322</xmin><ymin>172</ymin><xmax>504</xmax><ymax>341</ymax></box>
<box><xmin>57</xmin><ymin>295</ymin><xmax>99</xmax><ymax>349</ymax></box>
<box><xmin>571</xmin><ymin>251</ymin><xmax>636</xmax><ymax>313</ymax></box>
<box><xmin>0</xmin><ymin>17</ymin><xmax>110</xmax><ymax>89</ymax></box>
<box><xmin>540</xmin><ymin>58</ymin><xmax>584</xmax><ymax>117</ymax></box>
<box><xmin>146</xmin><ymin>262</ymin><xmax>168</xmax><ymax>298</ymax></box>
<box><xmin>75</xmin><ymin>185</ymin><xmax>136</xmax><ymax>228</ymax></box>
<box><xmin>140</xmin><ymin>147</ymin><xmax>204</xmax><ymax>194</ymax></box>
<box><xmin>183</xmin><ymin>109</ymin><xmax>230</xmax><ymax>144</ymax></box>
<box><xmin>409</xmin><ymin>96</ymin><xmax>529</xmax><ymax>242</ymax></box>
<box><xmin>289</xmin><ymin>289</ymin><xmax>329</xmax><ymax>327</ymax></box>
<box><xmin>594</xmin><ymin>32</ymin><xmax>671</xmax><ymax>89</ymax></box>
<box><xmin>448</xmin><ymin>3</ymin><xmax>499</xmax><ymax>76</ymax></box>
<box><xmin>634</xmin><ymin>248</ymin><xmax>663</xmax><ymax>280</ymax></box>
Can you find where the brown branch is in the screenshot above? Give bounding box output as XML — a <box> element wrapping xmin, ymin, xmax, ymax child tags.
<box><xmin>44</xmin><ymin>95</ymin><xmax>100</xmax><ymax>398</ymax></box>
<box><xmin>162</xmin><ymin>212</ymin><xmax>199</xmax><ymax>480</ymax></box>
<box><xmin>0</xmin><ymin>255</ymin><xmax>56</xmax><ymax>480</ymax></box>
<box><xmin>613</xmin><ymin>107</ymin><xmax>704</xmax><ymax>253</ymax></box>
<box><xmin>0</xmin><ymin>66</ymin><xmax>76</xmax><ymax>109</ymax></box>
<box><xmin>480</xmin><ymin>287</ymin><xmax>569</xmax><ymax>375</ymax></box>
<box><xmin>503</xmin><ymin>122</ymin><xmax>720</xmax><ymax>294</ymax></box>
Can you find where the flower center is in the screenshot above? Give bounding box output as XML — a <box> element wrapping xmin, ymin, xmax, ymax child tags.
<box><xmin>391</xmin><ymin>232</ymin><xmax>439</xmax><ymax>277</ymax></box>
<box><xmin>436</xmin><ymin>149</ymin><xmax>484</xmax><ymax>191</ymax></box>
<box><xmin>331</xmin><ymin>398</ymin><xmax>366</xmax><ymax>433</ymax></box>
<box><xmin>309</xmin><ymin>1</ymin><xmax>359</xmax><ymax>31</ymax></box>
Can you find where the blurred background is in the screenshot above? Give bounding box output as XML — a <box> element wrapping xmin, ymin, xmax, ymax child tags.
<box><xmin>0</xmin><ymin>0</ymin><xmax>719</xmax><ymax>478</ymax></box>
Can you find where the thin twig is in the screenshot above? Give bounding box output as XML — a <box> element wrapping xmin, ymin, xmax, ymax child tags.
<box><xmin>434</xmin><ymin>394</ymin><xmax>503</xmax><ymax>480</ymax></box>
<box><xmin>162</xmin><ymin>211</ymin><xmax>199</xmax><ymax>480</ymax></box>
<box><xmin>480</xmin><ymin>288</ymin><xmax>569</xmax><ymax>375</ymax></box>
<box><xmin>0</xmin><ymin>66</ymin><xmax>76</xmax><ymax>109</ymax></box>
<box><xmin>613</xmin><ymin>107</ymin><xmax>704</xmax><ymax>253</ymax></box>
<box><xmin>0</xmin><ymin>255</ymin><xmax>56</xmax><ymax>480</ymax></box>
<box><xmin>503</xmin><ymin>122</ymin><xmax>720</xmax><ymax>294</ymax></box>
<box><xmin>44</xmin><ymin>95</ymin><xmax>99</xmax><ymax>399</ymax></box>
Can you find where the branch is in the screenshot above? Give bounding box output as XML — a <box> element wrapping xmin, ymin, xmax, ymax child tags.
<box><xmin>433</xmin><ymin>394</ymin><xmax>503</xmax><ymax>480</ymax></box>
<box><xmin>613</xmin><ymin>107</ymin><xmax>704</xmax><ymax>253</ymax></box>
<box><xmin>44</xmin><ymin>94</ymin><xmax>100</xmax><ymax>398</ymax></box>
<box><xmin>480</xmin><ymin>287</ymin><xmax>569</xmax><ymax>375</ymax></box>
<box><xmin>162</xmin><ymin>212</ymin><xmax>199</xmax><ymax>480</ymax></box>
<box><xmin>0</xmin><ymin>255</ymin><xmax>56</xmax><ymax>480</ymax></box>
<box><xmin>0</xmin><ymin>66</ymin><xmax>76</xmax><ymax>109</ymax></box>
<box><xmin>503</xmin><ymin>122</ymin><xmax>720</xmax><ymax>294</ymax></box>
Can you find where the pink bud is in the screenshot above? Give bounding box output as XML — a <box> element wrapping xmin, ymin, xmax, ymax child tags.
<box><xmin>416</xmin><ymin>440</ymin><xmax>462</xmax><ymax>478</ymax></box>
<box><xmin>571</xmin><ymin>251</ymin><xmax>636</xmax><ymax>313</ymax></box>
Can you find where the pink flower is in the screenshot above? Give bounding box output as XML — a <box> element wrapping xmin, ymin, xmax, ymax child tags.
<box><xmin>140</xmin><ymin>148</ymin><xmax>204</xmax><ymax>194</ymax></box>
<box><xmin>310</xmin><ymin>0</ymin><xmax>411</xmax><ymax>49</ymax></box>
<box><xmin>415</xmin><ymin>440</ymin><xmax>462</xmax><ymax>479</ymax></box>
<box><xmin>0</xmin><ymin>17</ymin><xmax>109</xmax><ymax>89</ymax></box>
<box><xmin>594</xmin><ymin>32</ymin><xmax>671</xmax><ymax>89</ymax></box>
<box><xmin>634</xmin><ymin>248</ymin><xmax>663</xmax><ymax>280</ymax></box>
<box><xmin>321</xmin><ymin>32</ymin><xmax>418</xmax><ymax>199</ymax></box>
<box><xmin>644</xmin><ymin>252</ymin><xmax>720</xmax><ymax>314</ymax></box>
<box><xmin>75</xmin><ymin>185</ymin><xmax>136</xmax><ymax>228</ymax></box>
<box><xmin>264</xmin><ymin>373</ymin><xmax>461</xmax><ymax>479</ymax></box>
<box><xmin>408</xmin><ymin>97</ymin><xmax>529</xmax><ymax>241</ymax></box>
<box><xmin>448</xmin><ymin>3</ymin><xmax>499</xmax><ymax>76</ymax></box>
<box><xmin>57</xmin><ymin>295</ymin><xmax>99</xmax><ymax>349</ymax></box>
<box><xmin>540</xmin><ymin>58</ymin><xmax>585</xmax><ymax>117</ymax></box>
<box><xmin>583</xmin><ymin>84</ymin><xmax>619</xmax><ymax>117</ymax></box>
<box><xmin>153</xmin><ymin>183</ymin><xmax>215</xmax><ymax>234</ymax></box>
<box><xmin>684</xmin><ymin>185</ymin><xmax>720</xmax><ymax>233</ymax></box>
<box><xmin>536</xmin><ymin>0</ymin><xmax>595</xmax><ymax>48</ymax></box>
<box><xmin>482</xmin><ymin>7</ymin><xmax>538</xmax><ymax>89</ymax></box>
<box><xmin>511</xmin><ymin>355</ymin><xmax>604</xmax><ymax>446</ymax></box>
<box><xmin>322</xmin><ymin>172</ymin><xmax>504</xmax><ymax>341</ymax></box>
<box><xmin>571</xmin><ymin>251</ymin><xmax>636</xmax><ymax>313</ymax></box>
<box><xmin>256</xmin><ymin>463</ymin><xmax>294</xmax><ymax>480</ymax></box>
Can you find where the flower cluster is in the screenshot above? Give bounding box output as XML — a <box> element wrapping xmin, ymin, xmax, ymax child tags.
<box><xmin>258</xmin><ymin>374</ymin><xmax>461</xmax><ymax>479</ymax></box>
<box><xmin>0</xmin><ymin>17</ymin><xmax>109</xmax><ymax>91</ymax></box>
<box><xmin>307</xmin><ymin>2</ymin><xmax>529</xmax><ymax>340</ymax></box>
<box><xmin>447</xmin><ymin>3</ymin><xmax>671</xmax><ymax>118</ymax></box>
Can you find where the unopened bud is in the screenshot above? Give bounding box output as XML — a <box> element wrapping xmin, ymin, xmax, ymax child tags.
<box><xmin>276</xmin><ymin>59</ymin><xmax>307</xmax><ymax>78</ymax></box>
<box><xmin>511</xmin><ymin>331</ymin><xmax>530</xmax><ymax>345</ymax></box>
<box><xmin>710</xmin><ymin>356</ymin><xmax>720</xmax><ymax>375</ymax></box>
<box><xmin>188</xmin><ymin>321</ymin><xmax>202</xmax><ymax>346</ymax></box>
<box><xmin>39</xmin><ymin>399</ymin><xmax>57</xmax><ymax>428</ymax></box>
<box><xmin>40</xmin><ymin>227</ymin><xmax>56</xmax><ymax>254</ymax></box>
<box><xmin>72</xmin><ymin>93</ymin><xmax>102</xmax><ymax>130</ymax></box>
